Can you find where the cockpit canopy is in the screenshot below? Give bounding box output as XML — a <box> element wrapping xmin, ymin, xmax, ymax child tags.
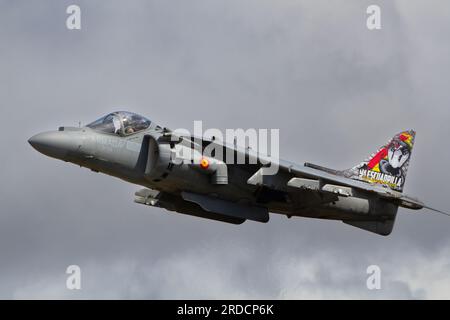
<box><xmin>86</xmin><ymin>111</ymin><xmax>151</xmax><ymax>135</ymax></box>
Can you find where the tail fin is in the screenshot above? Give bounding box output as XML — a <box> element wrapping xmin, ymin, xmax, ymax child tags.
<box><xmin>342</xmin><ymin>130</ymin><xmax>416</xmax><ymax>192</ymax></box>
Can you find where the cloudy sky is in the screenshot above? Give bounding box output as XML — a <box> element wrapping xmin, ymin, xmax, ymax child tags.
<box><xmin>1</xmin><ymin>0</ymin><xmax>450</xmax><ymax>299</ymax></box>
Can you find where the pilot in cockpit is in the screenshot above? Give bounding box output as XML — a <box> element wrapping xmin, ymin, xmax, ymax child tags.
<box><xmin>122</xmin><ymin>117</ymin><xmax>135</xmax><ymax>135</ymax></box>
<box><xmin>86</xmin><ymin>111</ymin><xmax>151</xmax><ymax>136</ymax></box>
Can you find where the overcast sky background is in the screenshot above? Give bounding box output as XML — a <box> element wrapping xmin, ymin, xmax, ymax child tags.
<box><xmin>1</xmin><ymin>0</ymin><xmax>450</xmax><ymax>299</ymax></box>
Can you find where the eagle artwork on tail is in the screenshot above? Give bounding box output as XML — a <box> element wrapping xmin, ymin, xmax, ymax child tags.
<box><xmin>342</xmin><ymin>131</ymin><xmax>415</xmax><ymax>192</ymax></box>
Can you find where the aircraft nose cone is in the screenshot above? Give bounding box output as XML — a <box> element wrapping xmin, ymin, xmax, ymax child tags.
<box><xmin>28</xmin><ymin>131</ymin><xmax>80</xmax><ymax>159</ymax></box>
<box><xmin>28</xmin><ymin>133</ymin><xmax>46</xmax><ymax>150</ymax></box>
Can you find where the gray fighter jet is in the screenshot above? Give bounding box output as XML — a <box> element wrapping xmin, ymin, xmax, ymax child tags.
<box><xmin>28</xmin><ymin>111</ymin><xmax>447</xmax><ymax>236</ymax></box>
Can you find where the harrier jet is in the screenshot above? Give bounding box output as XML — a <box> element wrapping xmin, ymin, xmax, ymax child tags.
<box><xmin>28</xmin><ymin>111</ymin><xmax>447</xmax><ymax>236</ymax></box>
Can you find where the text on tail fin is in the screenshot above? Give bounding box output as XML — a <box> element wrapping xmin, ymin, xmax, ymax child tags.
<box><xmin>343</xmin><ymin>130</ymin><xmax>416</xmax><ymax>192</ymax></box>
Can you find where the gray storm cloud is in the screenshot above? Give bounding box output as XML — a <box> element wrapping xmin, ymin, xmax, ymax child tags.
<box><xmin>1</xmin><ymin>0</ymin><xmax>450</xmax><ymax>298</ymax></box>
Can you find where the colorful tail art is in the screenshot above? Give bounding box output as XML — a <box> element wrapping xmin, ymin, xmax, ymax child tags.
<box><xmin>342</xmin><ymin>130</ymin><xmax>416</xmax><ymax>192</ymax></box>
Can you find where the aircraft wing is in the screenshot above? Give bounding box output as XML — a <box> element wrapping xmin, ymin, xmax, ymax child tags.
<box><xmin>169</xmin><ymin>132</ymin><xmax>448</xmax><ymax>217</ymax></box>
<box><xmin>213</xmin><ymin>136</ymin><xmax>446</xmax><ymax>215</ymax></box>
<box><xmin>267</xmin><ymin>160</ymin><xmax>424</xmax><ymax>208</ymax></box>
<box><xmin>257</xmin><ymin>157</ymin><xmax>449</xmax><ymax>217</ymax></box>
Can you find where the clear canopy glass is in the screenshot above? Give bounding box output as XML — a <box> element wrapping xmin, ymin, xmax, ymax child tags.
<box><xmin>86</xmin><ymin>111</ymin><xmax>151</xmax><ymax>135</ymax></box>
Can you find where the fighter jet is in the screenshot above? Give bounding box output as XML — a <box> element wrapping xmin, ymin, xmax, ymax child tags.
<box><xmin>28</xmin><ymin>111</ymin><xmax>447</xmax><ymax>236</ymax></box>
